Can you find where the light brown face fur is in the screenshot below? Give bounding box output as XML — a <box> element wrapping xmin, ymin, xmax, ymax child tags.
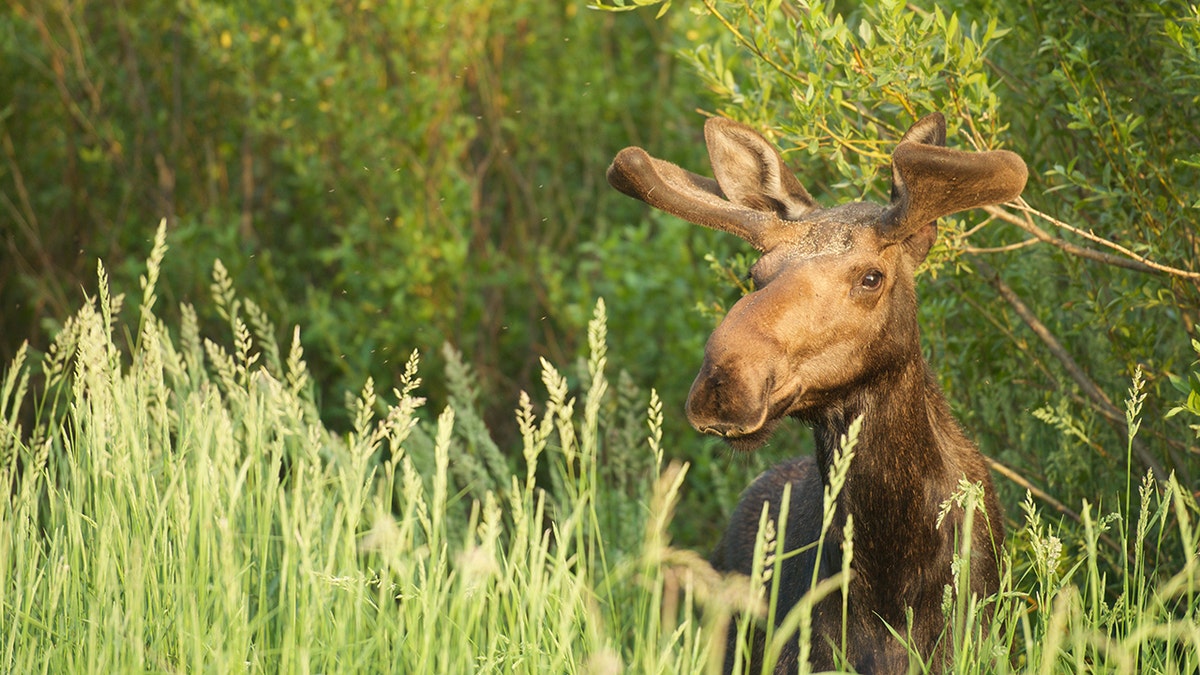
<box><xmin>685</xmin><ymin>216</ymin><xmax>933</xmax><ymax>449</ymax></box>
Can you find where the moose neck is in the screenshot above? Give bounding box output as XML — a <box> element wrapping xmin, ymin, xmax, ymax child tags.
<box><xmin>812</xmin><ymin>348</ymin><xmax>945</xmax><ymax>464</ymax></box>
<box><xmin>808</xmin><ymin>347</ymin><xmax>960</xmax><ymax>578</ymax></box>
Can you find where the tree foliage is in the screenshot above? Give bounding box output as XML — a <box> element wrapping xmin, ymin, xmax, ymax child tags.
<box><xmin>0</xmin><ymin>0</ymin><xmax>729</xmax><ymax>431</ymax></box>
<box><xmin>3</xmin><ymin>0</ymin><xmax>1198</xmax><ymax>557</ymax></box>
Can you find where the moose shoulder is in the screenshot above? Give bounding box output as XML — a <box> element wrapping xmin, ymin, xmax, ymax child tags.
<box><xmin>607</xmin><ymin>113</ymin><xmax>1026</xmax><ymax>674</ymax></box>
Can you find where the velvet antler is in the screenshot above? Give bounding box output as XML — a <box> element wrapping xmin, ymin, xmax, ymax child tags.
<box><xmin>607</xmin><ymin>118</ymin><xmax>816</xmax><ymax>251</ymax></box>
<box><xmin>881</xmin><ymin>112</ymin><xmax>1027</xmax><ymax>239</ymax></box>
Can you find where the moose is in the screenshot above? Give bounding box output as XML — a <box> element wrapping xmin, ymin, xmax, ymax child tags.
<box><xmin>607</xmin><ymin>113</ymin><xmax>1026</xmax><ymax>673</ymax></box>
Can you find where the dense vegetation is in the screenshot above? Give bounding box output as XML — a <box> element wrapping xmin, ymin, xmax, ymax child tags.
<box><xmin>1</xmin><ymin>237</ymin><xmax>1196</xmax><ymax>672</ymax></box>
<box><xmin>2</xmin><ymin>0</ymin><xmax>1199</xmax><ymax>671</ymax></box>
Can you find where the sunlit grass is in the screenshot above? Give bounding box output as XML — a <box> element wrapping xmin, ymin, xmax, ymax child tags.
<box><xmin>2</xmin><ymin>222</ymin><xmax>1197</xmax><ymax>673</ymax></box>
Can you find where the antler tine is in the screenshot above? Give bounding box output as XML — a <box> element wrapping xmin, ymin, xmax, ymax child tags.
<box><xmin>607</xmin><ymin>146</ymin><xmax>778</xmax><ymax>250</ymax></box>
<box><xmin>883</xmin><ymin>114</ymin><xmax>1028</xmax><ymax>238</ymax></box>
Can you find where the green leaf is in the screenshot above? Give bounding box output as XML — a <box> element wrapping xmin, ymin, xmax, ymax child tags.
<box><xmin>858</xmin><ymin>19</ymin><xmax>873</xmax><ymax>45</ymax></box>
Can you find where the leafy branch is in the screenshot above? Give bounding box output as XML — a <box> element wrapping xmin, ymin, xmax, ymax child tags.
<box><xmin>972</xmin><ymin>202</ymin><xmax>1200</xmax><ymax>281</ymax></box>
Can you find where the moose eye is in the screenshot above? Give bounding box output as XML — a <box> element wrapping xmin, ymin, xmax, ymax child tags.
<box><xmin>860</xmin><ymin>270</ymin><xmax>884</xmax><ymax>289</ymax></box>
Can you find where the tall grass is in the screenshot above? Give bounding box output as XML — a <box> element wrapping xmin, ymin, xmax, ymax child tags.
<box><xmin>2</xmin><ymin>223</ymin><xmax>1198</xmax><ymax>673</ymax></box>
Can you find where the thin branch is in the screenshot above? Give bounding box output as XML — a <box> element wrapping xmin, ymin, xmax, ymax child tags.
<box><xmin>984</xmin><ymin>202</ymin><xmax>1200</xmax><ymax>281</ymax></box>
<box><xmin>1016</xmin><ymin>201</ymin><xmax>1200</xmax><ymax>279</ymax></box>
<box><xmin>960</xmin><ymin>216</ymin><xmax>996</xmax><ymax>239</ymax></box>
<box><xmin>947</xmin><ymin>280</ymin><xmax>1059</xmax><ymax>386</ymax></box>
<box><xmin>987</xmin><ymin>458</ymin><xmax>1079</xmax><ymax>521</ymax></box>
<box><xmin>987</xmin><ymin>457</ymin><xmax>1132</xmax><ymax>563</ymax></box>
<box><xmin>957</xmin><ymin>272</ymin><xmax>1192</xmax><ymax>465</ymax></box>
<box><xmin>699</xmin><ymin>0</ymin><xmax>808</xmax><ymax>88</ymax></box>
<box><xmin>811</xmin><ymin>117</ymin><xmax>891</xmax><ymax>162</ymax></box>
<box><xmin>982</xmin><ymin>205</ymin><xmax>1158</xmax><ymax>273</ymax></box>
<box><xmin>963</xmin><ymin>238</ymin><xmax>1040</xmax><ymax>254</ymax></box>
<box><xmin>971</xmin><ymin>257</ymin><xmax>1168</xmax><ymax>483</ymax></box>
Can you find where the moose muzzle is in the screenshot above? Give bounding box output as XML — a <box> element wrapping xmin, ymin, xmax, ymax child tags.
<box><xmin>685</xmin><ymin>333</ymin><xmax>783</xmax><ymax>450</ymax></box>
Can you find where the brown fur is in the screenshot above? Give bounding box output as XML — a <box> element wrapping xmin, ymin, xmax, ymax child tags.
<box><xmin>608</xmin><ymin>113</ymin><xmax>1026</xmax><ymax>673</ymax></box>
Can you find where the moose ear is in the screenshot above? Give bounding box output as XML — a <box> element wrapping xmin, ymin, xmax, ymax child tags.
<box><xmin>883</xmin><ymin>113</ymin><xmax>1027</xmax><ymax>247</ymax></box>
<box><xmin>704</xmin><ymin>118</ymin><xmax>817</xmax><ymax>221</ymax></box>
<box><xmin>898</xmin><ymin>112</ymin><xmax>947</xmax><ymax>147</ymax></box>
<box><xmin>901</xmin><ymin>222</ymin><xmax>938</xmax><ymax>262</ymax></box>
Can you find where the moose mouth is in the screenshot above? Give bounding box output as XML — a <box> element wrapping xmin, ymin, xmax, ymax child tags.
<box><xmin>712</xmin><ymin>417</ymin><xmax>781</xmax><ymax>451</ymax></box>
<box><xmin>687</xmin><ymin>372</ymin><xmax>804</xmax><ymax>451</ymax></box>
<box><xmin>692</xmin><ymin>394</ymin><xmax>794</xmax><ymax>451</ymax></box>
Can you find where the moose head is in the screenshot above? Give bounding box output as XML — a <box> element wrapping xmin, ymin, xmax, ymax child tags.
<box><xmin>607</xmin><ymin>113</ymin><xmax>1027</xmax><ymax>450</ymax></box>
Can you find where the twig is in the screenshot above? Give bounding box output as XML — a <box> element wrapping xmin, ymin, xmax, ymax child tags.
<box><xmin>971</xmin><ymin>257</ymin><xmax>1168</xmax><ymax>483</ymax></box>
<box><xmin>960</xmin><ymin>217</ymin><xmax>995</xmax><ymax>239</ymax></box>
<box><xmin>987</xmin><ymin>458</ymin><xmax>1079</xmax><ymax>521</ymax></box>
<box><xmin>699</xmin><ymin>0</ymin><xmax>808</xmax><ymax>88</ymax></box>
<box><xmin>946</xmin><ymin>280</ymin><xmax>1058</xmax><ymax>387</ymax></box>
<box><xmin>963</xmin><ymin>238</ymin><xmax>1040</xmax><ymax>254</ymax></box>
<box><xmin>987</xmin><ymin>457</ymin><xmax>1132</xmax><ymax>564</ymax></box>
<box><xmin>983</xmin><ymin>203</ymin><xmax>1200</xmax><ymax>281</ymax></box>
<box><xmin>953</xmin><ymin>278</ymin><xmax>1194</xmax><ymax>471</ymax></box>
<box><xmin>1016</xmin><ymin>201</ymin><xmax>1200</xmax><ymax>279</ymax></box>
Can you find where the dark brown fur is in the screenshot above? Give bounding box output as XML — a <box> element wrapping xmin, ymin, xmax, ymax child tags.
<box><xmin>607</xmin><ymin>113</ymin><xmax>1026</xmax><ymax>673</ymax></box>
